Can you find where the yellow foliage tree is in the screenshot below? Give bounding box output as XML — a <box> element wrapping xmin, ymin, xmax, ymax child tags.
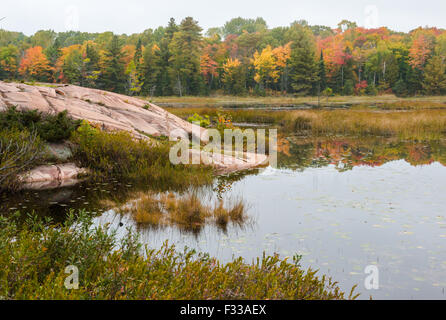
<box><xmin>252</xmin><ymin>45</ymin><xmax>279</xmax><ymax>88</ymax></box>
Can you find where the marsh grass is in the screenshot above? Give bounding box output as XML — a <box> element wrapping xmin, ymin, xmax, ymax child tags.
<box><xmin>169</xmin><ymin>106</ymin><xmax>446</xmax><ymax>141</ymax></box>
<box><xmin>152</xmin><ymin>94</ymin><xmax>446</xmax><ymax>108</ymax></box>
<box><xmin>0</xmin><ymin>210</ymin><xmax>355</xmax><ymax>300</ymax></box>
<box><xmin>121</xmin><ymin>192</ymin><xmax>248</xmax><ymax>233</ymax></box>
<box><xmin>286</xmin><ymin>110</ymin><xmax>446</xmax><ymax>140</ymax></box>
<box><xmin>165</xmin><ymin>98</ymin><xmax>446</xmax><ymax>141</ymax></box>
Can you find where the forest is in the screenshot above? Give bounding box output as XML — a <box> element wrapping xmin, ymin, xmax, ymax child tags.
<box><xmin>0</xmin><ymin>17</ymin><xmax>445</xmax><ymax>97</ymax></box>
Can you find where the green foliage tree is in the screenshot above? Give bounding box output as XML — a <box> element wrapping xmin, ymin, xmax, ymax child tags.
<box><xmin>222</xmin><ymin>17</ymin><xmax>267</xmax><ymax>37</ymax></box>
<box><xmin>422</xmin><ymin>55</ymin><xmax>446</xmax><ymax>95</ymax></box>
<box><xmin>0</xmin><ymin>44</ymin><xmax>19</xmax><ymax>79</ymax></box>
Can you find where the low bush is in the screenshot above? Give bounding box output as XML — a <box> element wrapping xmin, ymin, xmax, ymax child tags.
<box><xmin>70</xmin><ymin>122</ymin><xmax>213</xmax><ymax>188</ymax></box>
<box><xmin>0</xmin><ymin>128</ymin><xmax>45</xmax><ymax>191</ymax></box>
<box><xmin>0</xmin><ymin>106</ymin><xmax>81</xmax><ymax>142</ymax></box>
<box><xmin>0</xmin><ymin>211</ymin><xmax>357</xmax><ymax>300</ymax></box>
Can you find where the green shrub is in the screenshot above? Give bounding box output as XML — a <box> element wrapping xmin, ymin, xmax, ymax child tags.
<box><xmin>0</xmin><ymin>106</ymin><xmax>81</xmax><ymax>142</ymax></box>
<box><xmin>70</xmin><ymin>122</ymin><xmax>213</xmax><ymax>188</ymax></box>
<box><xmin>0</xmin><ymin>128</ymin><xmax>45</xmax><ymax>191</ymax></box>
<box><xmin>0</xmin><ymin>211</ymin><xmax>357</xmax><ymax>300</ymax></box>
<box><xmin>188</xmin><ymin>113</ymin><xmax>211</xmax><ymax>128</ymax></box>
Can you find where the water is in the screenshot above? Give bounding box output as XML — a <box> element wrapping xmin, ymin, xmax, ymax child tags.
<box><xmin>3</xmin><ymin>137</ymin><xmax>446</xmax><ymax>300</ymax></box>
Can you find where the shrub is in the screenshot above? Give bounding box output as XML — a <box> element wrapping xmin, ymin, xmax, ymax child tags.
<box><xmin>0</xmin><ymin>128</ymin><xmax>45</xmax><ymax>191</ymax></box>
<box><xmin>188</xmin><ymin>113</ymin><xmax>210</xmax><ymax>128</ymax></box>
<box><xmin>0</xmin><ymin>106</ymin><xmax>81</xmax><ymax>142</ymax></box>
<box><xmin>0</xmin><ymin>211</ymin><xmax>357</xmax><ymax>300</ymax></box>
<box><xmin>70</xmin><ymin>122</ymin><xmax>213</xmax><ymax>188</ymax></box>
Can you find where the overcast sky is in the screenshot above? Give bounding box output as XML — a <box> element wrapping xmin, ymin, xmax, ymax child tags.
<box><xmin>1</xmin><ymin>0</ymin><xmax>445</xmax><ymax>36</ymax></box>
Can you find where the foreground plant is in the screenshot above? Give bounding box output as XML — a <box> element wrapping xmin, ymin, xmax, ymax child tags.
<box><xmin>0</xmin><ymin>210</ymin><xmax>357</xmax><ymax>300</ymax></box>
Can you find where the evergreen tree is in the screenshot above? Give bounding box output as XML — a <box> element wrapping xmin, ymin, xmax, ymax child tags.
<box><xmin>318</xmin><ymin>50</ymin><xmax>327</xmax><ymax>91</ymax></box>
<box><xmin>155</xmin><ymin>18</ymin><xmax>178</xmax><ymax>96</ymax></box>
<box><xmin>84</xmin><ymin>43</ymin><xmax>100</xmax><ymax>87</ymax></box>
<box><xmin>141</xmin><ymin>44</ymin><xmax>162</xmax><ymax>96</ymax></box>
<box><xmin>169</xmin><ymin>17</ymin><xmax>204</xmax><ymax>96</ymax></box>
<box><xmin>100</xmin><ymin>35</ymin><xmax>126</xmax><ymax>93</ymax></box>
<box><xmin>134</xmin><ymin>38</ymin><xmax>143</xmax><ymax>69</ymax></box>
<box><xmin>287</xmin><ymin>25</ymin><xmax>319</xmax><ymax>95</ymax></box>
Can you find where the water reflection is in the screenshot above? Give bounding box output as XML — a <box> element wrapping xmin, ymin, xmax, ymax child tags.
<box><xmin>279</xmin><ymin>137</ymin><xmax>446</xmax><ymax>171</ymax></box>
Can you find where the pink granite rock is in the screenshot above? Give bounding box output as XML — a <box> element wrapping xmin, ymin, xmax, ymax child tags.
<box><xmin>18</xmin><ymin>163</ymin><xmax>88</xmax><ymax>184</ymax></box>
<box><xmin>1</xmin><ymin>81</ymin><xmax>267</xmax><ymax>174</ymax></box>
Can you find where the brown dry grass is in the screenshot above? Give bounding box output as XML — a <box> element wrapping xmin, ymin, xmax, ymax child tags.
<box><xmin>286</xmin><ymin>109</ymin><xmax>446</xmax><ymax>140</ymax></box>
<box><xmin>121</xmin><ymin>191</ymin><xmax>248</xmax><ymax>232</ymax></box>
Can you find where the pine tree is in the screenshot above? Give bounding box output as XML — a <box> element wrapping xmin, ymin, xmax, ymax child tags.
<box><xmin>155</xmin><ymin>18</ymin><xmax>178</xmax><ymax>96</ymax></box>
<box><xmin>141</xmin><ymin>45</ymin><xmax>162</xmax><ymax>96</ymax></box>
<box><xmin>134</xmin><ymin>38</ymin><xmax>143</xmax><ymax>70</ymax></box>
<box><xmin>101</xmin><ymin>35</ymin><xmax>126</xmax><ymax>93</ymax></box>
<box><xmin>287</xmin><ymin>26</ymin><xmax>319</xmax><ymax>95</ymax></box>
<box><xmin>319</xmin><ymin>51</ymin><xmax>327</xmax><ymax>91</ymax></box>
<box><xmin>169</xmin><ymin>17</ymin><xmax>204</xmax><ymax>96</ymax></box>
<box><xmin>84</xmin><ymin>43</ymin><xmax>100</xmax><ymax>87</ymax></box>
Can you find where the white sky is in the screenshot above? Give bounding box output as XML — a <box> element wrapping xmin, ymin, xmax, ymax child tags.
<box><xmin>1</xmin><ymin>0</ymin><xmax>445</xmax><ymax>36</ymax></box>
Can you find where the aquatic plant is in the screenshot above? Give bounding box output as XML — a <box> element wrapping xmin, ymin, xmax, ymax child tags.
<box><xmin>120</xmin><ymin>191</ymin><xmax>248</xmax><ymax>233</ymax></box>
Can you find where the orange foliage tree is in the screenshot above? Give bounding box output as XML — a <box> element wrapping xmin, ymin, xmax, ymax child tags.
<box><xmin>19</xmin><ymin>46</ymin><xmax>53</xmax><ymax>81</ymax></box>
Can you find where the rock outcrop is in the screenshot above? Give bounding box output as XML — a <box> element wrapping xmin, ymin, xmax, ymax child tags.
<box><xmin>0</xmin><ymin>81</ymin><xmax>207</xmax><ymax>141</ymax></box>
<box><xmin>0</xmin><ymin>81</ymin><xmax>268</xmax><ymax>180</ymax></box>
<box><xmin>18</xmin><ymin>163</ymin><xmax>88</xmax><ymax>190</ymax></box>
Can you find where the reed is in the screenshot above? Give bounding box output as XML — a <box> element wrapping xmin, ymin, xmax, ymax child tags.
<box><xmin>121</xmin><ymin>191</ymin><xmax>248</xmax><ymax>232</ymax></box>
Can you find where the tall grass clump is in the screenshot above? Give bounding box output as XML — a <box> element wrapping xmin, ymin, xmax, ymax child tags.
<box><xmin>0</xmin><ymin>211</ymin><xmax>356</xmax><ymax>300</ymax></box>
<box><xmin>70</xmin><ymin>122</ymin><xmax>213</xmax><ymax>188</ymax></box>
<box><xmin>120</xmin><ymin>192</ymin><xmax>249</xmax><ymax>233</ymax></box>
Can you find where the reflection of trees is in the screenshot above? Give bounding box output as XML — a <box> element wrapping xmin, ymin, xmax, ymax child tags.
<box><xmin>213</xmin><ymin>169</ymin><xmax>260</xmax><ymax>198</ymax></box>
<box><xmin>278</xmin><ymin>137</ymin><xmax>446</xmax><ymax>172</ymax></box>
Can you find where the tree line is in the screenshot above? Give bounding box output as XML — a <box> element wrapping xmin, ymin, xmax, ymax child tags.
<box><xmin>1</xmin><ymin>17</ymin><xmax>446</xmax><ymax>97</ymax></box>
